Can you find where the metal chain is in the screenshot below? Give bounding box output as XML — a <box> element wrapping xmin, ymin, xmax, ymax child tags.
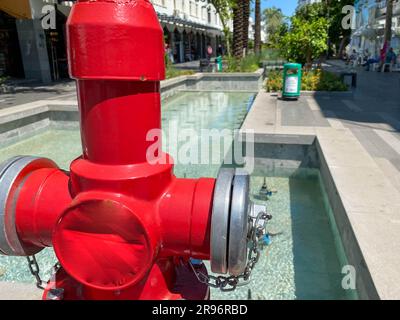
<box><xmin>26</xmin><ymin>255</ymin><xmax>47</xmax><ymax>290</ymax></box>
<box><xmin>189</xmin><ymin>210</ymin><xmax>272</xmax><ymax>292</ymax></box>
<box><xmin>26</xmin><ymin>211</ymin><xmax>270</xmax><ymax>293</ymax></box>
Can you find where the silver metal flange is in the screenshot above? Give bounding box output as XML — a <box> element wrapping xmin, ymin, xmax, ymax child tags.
<box><xmin>228</xmin><ymin>170</ymin><xmax>250</xmax><ymax>276</ymax></box>
<box><xmin>0</xmin><ymin>156</ymin><xmax>24</xmax><ymax>255</ymax></box>
<box><xmin>0</xmin><ymin>156</ymin><xmax>58</xmax><ymax>256</ymax></box>
<box><xmin>210</xmin><ymin>167</ymin><xmax>235</xmax><ymax>274</ymax></box>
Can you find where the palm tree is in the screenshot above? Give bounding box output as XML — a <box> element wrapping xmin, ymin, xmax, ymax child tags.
<box><xmin>254</xmin><ymin>0</ymin><xmax>261</xmax><ymax>55</ymax></box>
<box><xmin>383</xmin><ymin>0</ymin><xmax>394</xmax><ymax>47</ymax></box>
<box><xmin>263</xmin><ymin>7</ymin><xmax>284</xmax><ymax>43</ymax></box>
<box><xmin>233</xmin><ymin>0</ymin><xmax>244</xmax><ymax>58</ymax></box>
<box><xmin>242</xmin><ymin>0</ymin><xmax>250</xmax><ymax>56</ymax></box>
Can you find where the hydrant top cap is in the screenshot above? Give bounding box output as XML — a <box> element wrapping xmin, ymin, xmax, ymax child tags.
<box><xmin>67</xmin><ymin>0</ymin><xmax>165</xmax><ymax>81</ymax></box>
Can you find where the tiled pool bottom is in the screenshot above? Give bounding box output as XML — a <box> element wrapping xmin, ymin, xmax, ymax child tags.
<box><xmin>210</xmin><ymin>172</ymin><xmax>357</xmax><ymax>300</ymax></box>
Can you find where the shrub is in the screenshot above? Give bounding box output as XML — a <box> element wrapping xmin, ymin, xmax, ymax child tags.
<box><xmin>164</xmin><ymin>53</ymin><xmax>194</xmax><ymax>79</ymax></box>
<box><xmin>165</xmin><ymin>67</ymin><xmax>194</xmax><ymax>79</ymax></box>
<box><xmin>226</xmin><ymin>55</ymin><xmax>240</xmax><ymax>72</ymax></box>
<box><xmin>239</xmin><ymin>54</ymin><xmax>260</xmax><ymax>72</ymax></box>
<box><xmin>259</xmin><ymin>48</ymin><xmax>282</xmax><ymax>61</ymax></box>
<box><xmin>264</xmin><ymin>70</ymin><xmax>283</xmax><ymax>92</ymax></box>
<box><xmin>226</xmin><ymin>53</ymin><xmax>261</xmax><ymax>73</ymax></box>
<box><xmin>278</xmin><ymin>16</ymin><xmax>328</xmax><ymax>67</ymax></box>
<box><xmin>264</xmin><ymin>69</ymin><xmax>348</xmax><ymax>92</ymax></box>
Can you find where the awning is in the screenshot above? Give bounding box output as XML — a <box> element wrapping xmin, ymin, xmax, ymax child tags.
<box><xmin>0</xmin><ymin>0</ymin><xmax>32</xmax><ymax>19</ymax></box>
<box><xmin>157</xmin><ymin>13</ymin><xmax>222</xmax><ymax>33</ymax></box>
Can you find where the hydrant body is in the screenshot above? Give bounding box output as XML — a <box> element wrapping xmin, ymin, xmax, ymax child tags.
<box><xmin>0</xmin><ymin>0</ymin><xmax>258</xmax><ymax>300</ymax></box>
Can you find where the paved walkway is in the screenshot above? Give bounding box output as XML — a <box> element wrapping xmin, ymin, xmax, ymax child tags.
<box><xmin>0</xmin><ymin>62</ymin><xmax>200</xmax><ymax>109</ymax></box>
<box><xmin>0</xmin><ymin>282</ymin><xmax>41</xmax><ymax>300</ymax></box>
<box><xmin>254</xmin><ymin>60</ymin><xmax>400</xmax><ymax>191</ymax></box>
<box><xmin>311</xmin><ymin>65</ymin><xmax>400</xmax><ymax>191</ymax></box>
<box><xmin>241</xmin><ymin>63</ymin><xmax>400</xmax><ymax>299</ymax></box>
<box><xmin>0</xmin><ymin>80</ymin><xmax>76</xmax><ymax>109</ymax></box>
<box><xmin>174</xmin><ymin>60</ymin><xmax>201</xmax><ymax>71</ymax></box>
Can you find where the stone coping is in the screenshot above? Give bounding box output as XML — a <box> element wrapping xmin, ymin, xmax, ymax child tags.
<box><xmin>0</xmin><ymin>100</ymin><xmax>78</xmax><ymax>125</ymax></box>
<box><xmin>161</xmin><ymin>69</ymin><xmax>264</xmax><ymax>88</ymax></box>
<box><xmin>0</xmin><ymin>282</ymin><xmax>42</xmax><ymax>300</ymax></box>
<box><xmin>266</xmin><ymin>90</ymin><xmax>353</xmax><ymax>98</ymax></box>
<box><xmin>240</xmin><ymin>91</ymin><xmax>400</xmax><ymax>300</ymax></box>
<box><xmin>0</xmin><ymin>69</ymin><xmax>263</xmax><ymax>125</ymax></box>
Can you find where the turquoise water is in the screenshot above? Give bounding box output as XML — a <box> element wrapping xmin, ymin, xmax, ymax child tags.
<box><xmin>210</xmin><ymin>171</ymin><xmax>357</xmax><ymax>300</ymax></box>
<box><xmin>0</xmin><ymin>91</ymin><xmax>356</xmax><ymax>299</ymax></box>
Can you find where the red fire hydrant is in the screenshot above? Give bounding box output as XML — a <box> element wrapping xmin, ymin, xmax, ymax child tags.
<box><xmin>0</xmin><ymin>0</ymin><xmax>265</xmax><ymax>300</ymax></box>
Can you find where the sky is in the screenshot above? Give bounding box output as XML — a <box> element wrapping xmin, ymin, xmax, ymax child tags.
<box><xmin>260</xmin><ymin>0</ymin><xmax>298</xmax><ymax>18</ymax></box>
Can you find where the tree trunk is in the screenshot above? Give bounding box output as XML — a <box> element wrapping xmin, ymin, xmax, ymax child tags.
<box><xmin>254</xmin><ymin>0</ymin><xmax>261</xmax><ymax>55</ymax></box>
<box><xmin>305</xmin><ymin>49</ymin><xmax>312</xmax><ymax>70</ymax></box>
<box><xmin>242</xmin><ymin>0</ymin><xmax>250</xmax><ymax>56</ymax></box>
<box><xmin>233</xmin><ymin>1</ymin><xmax>244</xmax><ymax>59</ymax></box>
<box><xmin>338</xmin><ymin>36</ymin><xmax>349</xmax><ymax>59</ymax></box>
<box><xmin>223</xmin><ymin>24</ymin><xmax>231</xmax><ymax>57</ymax></box>
<box><xmin>383</xmin><ymin>0</ymin><xmax>394</xmax><ymax>47</ymax></box>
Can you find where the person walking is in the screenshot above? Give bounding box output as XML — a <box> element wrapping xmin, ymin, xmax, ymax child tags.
<box><xmin>385</xmin><ymin>47</ymin><xmax>397</xmax><ymax>65</ymax></box>
<box><xmin>207</xmin><ymin>44</ymin><xmax>213</xmax><ymax>61</ymax></box>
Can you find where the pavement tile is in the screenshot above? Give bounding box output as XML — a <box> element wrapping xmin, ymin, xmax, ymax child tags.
<box><xmin>351</xmin><ymin>128</ymin><xmax>400</xmax><ymax>160</ymax></box>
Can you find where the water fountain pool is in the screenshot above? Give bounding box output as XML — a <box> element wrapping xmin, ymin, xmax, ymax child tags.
<box><xmin>0</xmin><ymin>91</ymin><xmax>357</xmax><ymax>300</ymax></box>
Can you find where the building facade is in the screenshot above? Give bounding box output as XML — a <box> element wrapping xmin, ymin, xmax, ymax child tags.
<box><xmin>152</xmin><ymin>0</ymin><xmax>224</xmax><ymax>63</ymax></box>
<box><xmin>350</xmin><ymin>0</ymin><xmax>400</xmax><ymax>55</ymax></box>
<box><xmin>248</xmin><ymin>17</ymin><xmax>268</xmax><ymax>44</ymax></box>
<box><xmin>0</xmin><ymin>0</ymin><xmax>225</xmax><ymax>83</ymax></box>
<box><xmin>0</xmin><ymin>0</ymin><xmax>74</xmax><ymax>83</ymax></box>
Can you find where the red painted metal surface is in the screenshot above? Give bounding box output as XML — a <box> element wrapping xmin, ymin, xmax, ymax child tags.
<box><xmin>68</xmin><ymin>0</ymin><xmax>165</xmax><ymax>81</ymax></box>
<box><xmin>6</xmin><ymin>0</ymin><xmax>216</xmax><ymax>299</ymax></box>
<box><xmin>15</xmin><ymin>167</ymin><xmax>71</xmax><ymax>248</ymax></box>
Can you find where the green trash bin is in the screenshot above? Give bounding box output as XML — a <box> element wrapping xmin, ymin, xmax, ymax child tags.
<box><xmin>215</xmin><ymin>56</ymin><xmax>223</xmax><ymax>72</ymax></box>
<box><xmin>282</xmin><ymin>63</ymin><xmax>302</xmax><ymax>100</ymax></box>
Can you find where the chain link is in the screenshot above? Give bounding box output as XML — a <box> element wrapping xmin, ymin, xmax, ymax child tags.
<box><xmin>26</xmin><ymin>255</ymin><xmax>47</xmax><ymax>290</ymax></box>
<box><xmin>26</xmin><ymin>211</ymin><xmax>271</xmax><ymax>293</ymax></box>
<box><xmin>189</xmin><ymin>210</ymin><xmax>272</xmax><ymax>292</ymax></box>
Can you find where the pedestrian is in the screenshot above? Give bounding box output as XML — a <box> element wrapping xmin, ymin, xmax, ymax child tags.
<box><xmin>217</xmin><ymin>44</ymin><xmax>223</xmax><ymax>57</ymax></box>
<box><xmin>165</xmin><ymin>43</ymin><xmax>174</xmax><ymax>64</ymax></box>
<box><xmin>346</xmin><ymin>49</ymin><xmax>357</xmax><ymax>66</ymax></box>
<box><xmin>206</xmin><ymin>44</ymin><xmax>213</xmax><ymax>61</ymax></box>
<box><xmin>385</xmin><ymin>47</ymin><xmax>397</xmax><ymax>65</ymax></box>
<box><xmin>379</xmin><ymin>42</ymin><xmax>388</xmax><ymax>70</ymax></box>
<box><xmin>362</xmin><ymin>50</ymin><xmax>380</xmax><ymax>71</ymax></box>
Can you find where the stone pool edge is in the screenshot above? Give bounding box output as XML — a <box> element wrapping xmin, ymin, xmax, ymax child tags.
<box><xmin>0</xmin><ymin>70</ymin><xmax>264</xmax><ymax>149</ymax></box>
<box><xmin>240</xmin><ymin>91</ymin><xmax>400</xmax><ymax>300</ymax></box>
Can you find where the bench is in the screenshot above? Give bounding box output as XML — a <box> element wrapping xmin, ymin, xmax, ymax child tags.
<box><xmin>381</xmin><ymin>63</ymin><xmax>393</xmax><ymax>72</ymax></box>
<box><xmin>383</xmin><ymin>63</ymin><xmax>400</xmax><ymax>72</ymax></box>
<box><xmin>340</xmin><ymin>71</ymin><xmax>357</xmax><ymax>88</ymax></box>
<box><xmin>199</xmin><ymin>59</ymin><xmax>211</xmax><ymax>72</ymax></box>
<box><xmin>392</xmin><ymin>64</ymin><xmax>400</xmax><ymax>72</ymax></box>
